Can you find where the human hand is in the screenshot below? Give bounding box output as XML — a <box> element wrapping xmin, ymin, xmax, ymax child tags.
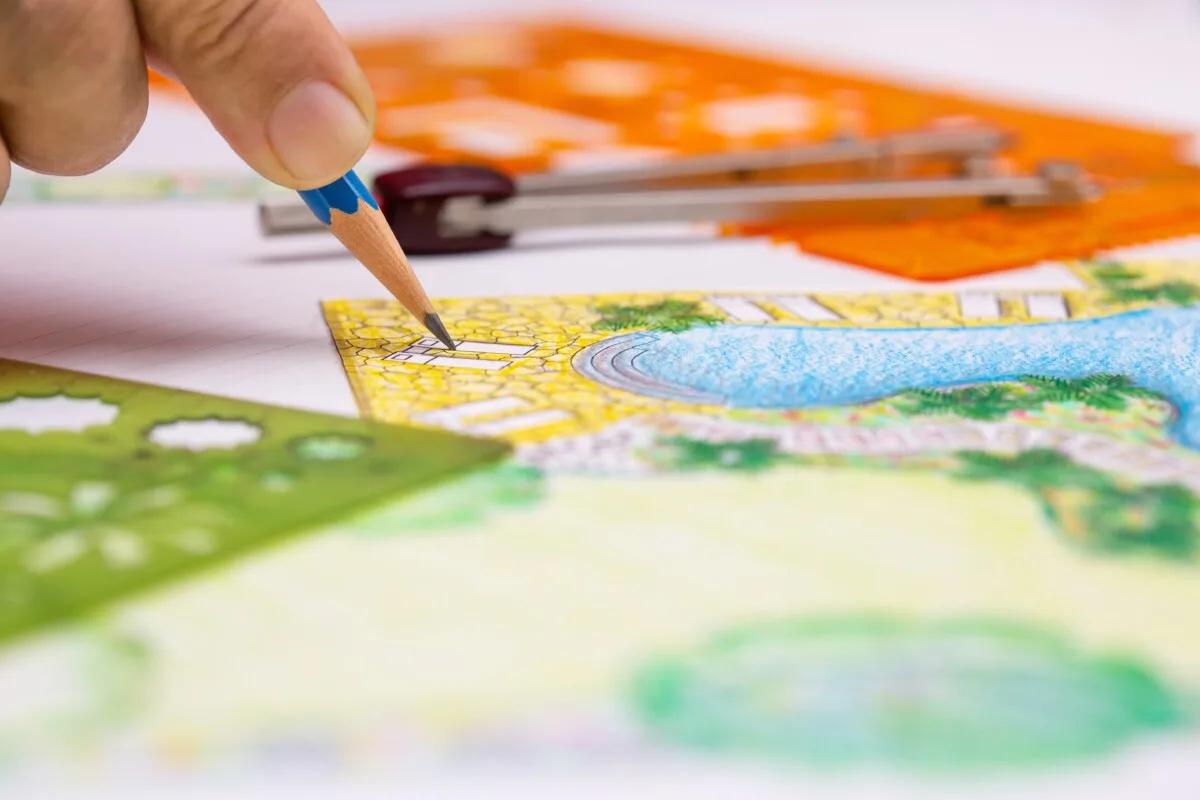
<box><xmin>0</xmin><ymin>0</ymin><xmax>376</xmax><ymax>202</ymax></box>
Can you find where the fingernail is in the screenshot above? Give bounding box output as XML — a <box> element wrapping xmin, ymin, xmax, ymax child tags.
<box><xmin>267</xmin><ymin>81</ymin><xmax>372</xmax><ymax>183</ymax></box>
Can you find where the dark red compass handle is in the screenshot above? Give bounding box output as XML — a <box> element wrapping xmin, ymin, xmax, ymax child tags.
<box><xmin>373</xmin><ymin>163</ymin><xmax>517</xmax><ymax>255</ymax></box>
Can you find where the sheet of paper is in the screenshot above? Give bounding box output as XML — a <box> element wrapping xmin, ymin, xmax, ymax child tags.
<box><xmin>5</xmin><ymin>261</ymin><xmax>1200</xmax><ymax>798</ymax></box>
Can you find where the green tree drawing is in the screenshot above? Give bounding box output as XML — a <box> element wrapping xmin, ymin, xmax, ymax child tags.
<box><xmin>1104</xmin><ymin>281</ymin><xmax>1200</xmax><ymax>306</ymax></box>
<box><xmin>631</xmin><ymin>616</ymin><xmax>1187</xmax><ymax>773</ymax></box>
<box><xmin>891</xmin><ymin>374</ymin><xmax>1166</xmax><ymax>422</ymax></box>
<box><xmin>1019</xmin><ymin>375</ymin><xmax>1161</xmax><ymax>411</ymax></box>
<box><xmin>892</xmin><ymin>384</ymin><xmax>1026</xmax><ymax>421</ymax></box>
<box><xmin>1076</xmin><ymin>484</ymin><xmax>1197</xmax><ymax>559</ymax></box>
<box><xmin>953</xmin><ymin>450</ymin><xmax>1110</xmax><ymax>491</ymax></box>
<box><xmin>1086</xmin><ymin>261</ymin><xmax>1200</xmax><ymax>306</ymax></box>
<box><xmin>950</xmin><ymin>450</ymin><xmax>1199</xmax><ymax>559</ymax></box>
<box><xmin>593</xmin><ymin>300</ymin><xmax>723</xmax><ymax>333</ymax></box>
<box><xmin>1089</xmin><ymin>261</ymin><xmax>1143</xmax><ymax>285</ymax></box>
<box><xmin>652</xmin><ymin>436</ymin><xmax>782</xmax><ymax>472</ymax></box>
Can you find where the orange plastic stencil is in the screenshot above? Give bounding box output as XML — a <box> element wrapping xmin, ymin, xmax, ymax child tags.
<box><xmin>149</xmin><ymin>19</ymin><xmax>1200</xmax><ymax>280</ymax></box>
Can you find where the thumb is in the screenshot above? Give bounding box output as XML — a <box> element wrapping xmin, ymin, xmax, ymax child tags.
<box><xmin>0</xmin><ymin>138</ymin><xmax>9</xmax><ymax>205</ymax></box>
<box><xmin>136</xmin><ymin>0</ymin><xmax>376</xmax><ymax>190</ymax></box>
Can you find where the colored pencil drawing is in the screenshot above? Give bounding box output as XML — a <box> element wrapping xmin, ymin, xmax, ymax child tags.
<box><xmin>10</xmin><ymin>263</ymin><xmax>1200</xmax><ymax>788</ymax></box>
<box><xmin>633</xmin><ymin>616</ymin><xmax>1188</xmax><ymax>771</ymax></box>
<box><xmin>325</xmin><ymin>260</ymin><xmax>1195</xmax><ymax>440</ymax></box>
<box><xmin>0</xmin><ymin>359</ymin><xmax>508</xmax><ymax>645</ymax></box>
<box><xmin>323</xmin><ymin>263</ymin><xmax>1200</xmax><ymax>566</ymax></box>
<box><xmin>6</xmin><ymin>463</ymin><xmax>1200</xmax><ymax>783</ymax></box>
<box><xmin>586</xmin><ymin>308</ymin><xmax>1200</xmax><ymax>445</ymax></box>
<box><xmin>248</xmin><ymin>257</ymin><xmax>1200</xmax><ymax>774</ymax></box>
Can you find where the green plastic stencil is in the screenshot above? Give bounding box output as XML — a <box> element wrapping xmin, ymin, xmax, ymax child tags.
<box><xmin>0</xmin><ymin>358</ymin><xmax>509</xmax><ymax>644</ymax></box>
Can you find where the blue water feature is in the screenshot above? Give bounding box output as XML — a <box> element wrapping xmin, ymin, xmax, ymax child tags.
<box><xmin>628</xmin><ymin>306</ymin><xmax>1200</xmax><ymax>450</ymax></box>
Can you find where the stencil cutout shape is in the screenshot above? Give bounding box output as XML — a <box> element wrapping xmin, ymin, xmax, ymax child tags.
<box><xmin>147</xmin><ymin>419</ymin><xmax>263</xmax><ymax>451</ymax></box>
<box><xmin>0</xmin><ymin>396</ymin><xmax>119</xmax><ymax>434</ymax></box>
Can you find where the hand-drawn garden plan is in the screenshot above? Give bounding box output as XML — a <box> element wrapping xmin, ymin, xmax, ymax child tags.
<box><xmin>5</xmin><ymin>260</ymin><xmax>1200</xmax><ymax>793</ymax></box>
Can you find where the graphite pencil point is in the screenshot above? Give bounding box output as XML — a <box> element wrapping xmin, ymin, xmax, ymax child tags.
<box><xmin>425</xmin><ymin>313</ymin><xmax>456</xmax><ymax>351</ymax></box>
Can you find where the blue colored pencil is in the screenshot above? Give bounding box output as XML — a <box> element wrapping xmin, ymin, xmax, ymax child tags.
<box><xmin>299</xmin><ymin>170</ymin><xmax>455</xmax><ymax>350</ymax></box>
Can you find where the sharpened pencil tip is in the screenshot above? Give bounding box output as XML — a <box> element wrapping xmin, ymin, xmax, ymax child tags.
<box><xmin>425</xmin><ymin>313</ymin><xmax>456</xmax><ymax>351</ymax></box>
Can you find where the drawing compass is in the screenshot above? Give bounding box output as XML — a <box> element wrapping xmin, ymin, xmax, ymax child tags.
<box><xmin>258</xmin><ymin>126</ymin><xmax>1101</xmax><ymax>254</ymax></box>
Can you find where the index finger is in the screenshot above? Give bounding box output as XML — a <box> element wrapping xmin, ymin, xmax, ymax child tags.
<box><xmin>136</xmin><ymin>0</ymin><xmax>376</xmax><ymax>190</ymax></box>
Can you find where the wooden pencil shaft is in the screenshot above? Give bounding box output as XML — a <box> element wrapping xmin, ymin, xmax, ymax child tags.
<box><xmin>327</xmin><ymin>203</ymin><xmax>435</xmax><ymax>321</ymax></box>
<box><xmin>295</xmin><ymin>170</ymin><xmax>454</xmax><ymax>349</ymax></box>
